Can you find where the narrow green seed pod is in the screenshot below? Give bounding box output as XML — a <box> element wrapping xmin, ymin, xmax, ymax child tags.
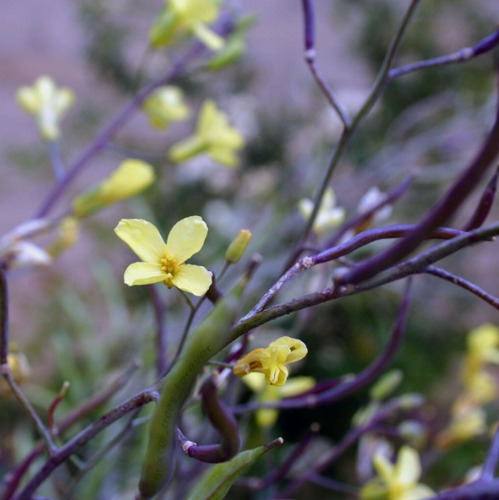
<box><xmin>138</xmin><ymin>278</ymin><xmax>247</xmax><ymax>498</ymax></box>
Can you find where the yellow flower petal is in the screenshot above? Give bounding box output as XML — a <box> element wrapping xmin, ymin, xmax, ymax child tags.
<box><xmin>191</xmin><ymin>22</ymin><xmax>224</xmax><ymax>51</ymax></box>
<box><xmin>100</xmin><ymin>160</ymin><xmax>155</xmax><ymax>201</ymax></box>
<box><xmin>115</xmin><ymin>219</ymin><xmax>166</xmax><ymax>262</ymax></box>
<box><xmin>396</xmin><ymin>446</ymin><xmax>421</xmax><ymax>486</ymax></box>
<box><xmin>165</xmin><ymin>215</ymin><xmax>208</xmax><ymax>263</ymax></box>
<box><xmin>124</xmin><ymin>262</ymin><xmax>166</xmax><ymax>286</ymax></box>
<box><xmin>171</xmin><ymin>263</ymin><xmax>212</xmax><ymax>296</ymax></box>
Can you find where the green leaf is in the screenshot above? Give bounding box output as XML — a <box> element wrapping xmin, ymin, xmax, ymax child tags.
<box><xmin>185</xmin><ymin>438</ymin><xmax>283</xmax><ymax>500</ymax></box>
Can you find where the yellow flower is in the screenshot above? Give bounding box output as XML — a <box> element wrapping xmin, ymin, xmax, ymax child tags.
<box><xmin>437</xmin><ymin>406</ymin><xmax>486</xmax><ymax>450</ymax></box>
<box><xmin>114</xmin><ymin>216</ymin><xmax>212</xmax><ymax>296</ymax></box>
<box><xmin>16</xmin><ymin>76</ymin><xmax>75</xmax><ymax>141</ymax></box>
<box><xmin>73</xmin><ymin>160</ymin><xmax>155</xmax><ymax>217</ymax></box>
<box><xmin>298</xmin><ymin>188</ymin><xmax>345</xmax><ymax>235</ymax></box>
<box><xmin>47</xmin><ymin>216</ymin><xmax>79</xmax><ymax>257</ymax></box>
<box><xmin>170</xmin><ymin>100</ymin><xmax>244</xmax><ymax>167</ymax></box>
<box><xmin>1</xmin><ymin>345</ymin><xmax>31</xmax><ymax>397</ymax></box>
<box><xmin>150</xmin><ymin>0</ymin><xmax>223</xmax><ymax>51</ymax></box>
<box><xmin>361</xmin><ymin>446</ymin><xmax>434</xmax><ymax>500</ymax></box>
<box><xmin>243</xmin><ymin>372</ymin><xmax>315</xmax><ymax>427</ymax></box>
<box><xmin>233</xmin><ymin>336</ymin><xmax>308</xmax><ymax>386</ymax></box>
<box><xmin>142</xmin><ymin>86</ymin><xmax>190</xmax><ymax>129</ymax></box>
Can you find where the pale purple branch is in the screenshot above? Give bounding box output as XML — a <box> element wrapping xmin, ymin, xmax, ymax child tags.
<box><xmin>389</xmin><ymin>30</ymin><xmax>499</xmax><ymax>80</ymax></box>
<box><xmin>249</xmin><ymin>224</ymin><xmax>461</xmax><ymax>316</ymax></box>
<box><xmin>481</xmin><ymin>424</ymin><xmax>499</xmax><ymax>480</ymax></box>
<box><xmin>425</xmin><ymin>266</ymin><xmax>499</xmax><ymax>311</ymax></box>
<box><xmin>301</xmin><ymin>0</ymin><xmax>351</xmax><ymax>126</ymax></box>
<box><xmin>340</xmin><ymin>97</ymin><xmax>499</xmax><ymax>286</ymax></box>
<box><xmin>14</xmin><ymin>390</ymin><xmax>158</xmax><ymax>500</ymax></box>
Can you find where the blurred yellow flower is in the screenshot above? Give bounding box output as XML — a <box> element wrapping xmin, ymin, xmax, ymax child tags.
<box><xmin>150</xmin><ymin>0</ymin><xmax>223</xmax><ymax>50</ymax></box>
<box><xmin>233</xmin><ymin>336</ymin><xmax>308</xmax><ymax>386</ymax></box>
<box><xmin>114</xmin><ymin>216</ymin><xmax>212</xmax><ymax>296</ymax></box>
<box><xmin>47</xmin><ymin>216</ymin><xmax>79</xmax><ymax>257</ymax></box>
<box><xmin>298</xmin><ymin>188</ymin><xmax>345</xmax><ymax>235</ymax></box>
<box><xmin>170</xmin><ymin>100</ymin><xmax>244</xmax><ymax>167</ymax></box>
<box><xmin>73</xmin><ymin>160</ymin><xmax>155</xmax><ymax>217</ymax></box>
<box><xmin>142</xmin><ymin>86</ymin><xmax>190</xmax><ymax>129</ymax></box>
<box><xmin>243</xmin><ymin>372</ymin><xmax>315</xmax><ymax>427</ymax></box>
<box><xmin>361</xmin><ymin>446</ymin><xmax>434</xmax><ymax>500</ymax></box>
<box><xmin>437</xmin><ymin>406</ymin><xmax>486</xmax><ymax>450</ymax></box>
<box><xmin>17</xmin><ymin>76</ymin><xmax>75</xmax><ymax>141</ymax></box>
<box><xmin>1</xmin><ymin>345</ymin><xmax>31</xmax><ymax>397</ymax></box>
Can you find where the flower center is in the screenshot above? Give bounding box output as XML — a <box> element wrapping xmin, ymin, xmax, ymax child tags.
<box><xmin>160</xmin><ymin>255</ymin><xmax>180</xmax><ymax>288</ymax></box>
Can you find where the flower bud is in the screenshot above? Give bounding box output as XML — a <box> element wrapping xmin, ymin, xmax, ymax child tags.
<box><xmin>225</xmin><ymin>229</ymin><xmax>252</xmax><ymax>263</ymax></box>
<box><xmin>369</xmin><ymin>369</ymin><xmax>403</xmax><ymax>401</ymax></box>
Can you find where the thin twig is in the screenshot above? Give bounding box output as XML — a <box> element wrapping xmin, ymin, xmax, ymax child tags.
<box><xmin>425</xmin><ymin>266</ymin><xmax>499</xmax><ymax>310</ymax></box>
<box><xmin>389</xmin><ymin>29</ymin><xmax>499</xmax><ymax>80</ymax></box>
<box><xmin>301</xmin><ymin>0</ymin><xmax>351</xmax><ymax>127</ymax></box>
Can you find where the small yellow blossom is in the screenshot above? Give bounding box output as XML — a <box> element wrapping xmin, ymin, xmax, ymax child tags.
<box><xmin>361</xmin><ymin>446</ymin><xmax>434</xmax><ymax>500</ymax></box>
<box><xmin>17</xmin><ymin>76</ymin><xmax>75</xmax><ymax>141</ymax></box>
<box><xmin>437</xmin><ymin>406</ymin><xmax>487</xmax><ymax>450</ymax></box>
<box><xmin>150</xmin><ymin>0</ymin><xmax>223</xmax><ymax>51</ymax></box>
<box><xmin>114</xmin><ymin>216</ymin><xmax>212</xmax><ymax>296</ymax></box>
<box><xmin>1</xmin><ymin>345</ymin><xmax>31</xmax><ymax>397</ymax></box>
<box><xmin>298</xmin><ymin>188</ymin><xmax>345</xmax><ymax>235</ymax></box>
<box><xmin>47</xmin><ymin>216</ymin><xmax>79</xmax><ymax>257</ymax></box>
<box><xmin>73</xmin><ymin>160</ymin><xmax>155</xmax><ymax>217</ymax></box>
<box><xmin>142</xmin><ymin>86</ymin><xmax>190</xmax><ymax>129</ymax></box>
<box><xmin>170</xmin><ymin>100</ymin><xmax>244</xmax><ymax>168</ymax></box>
<box><xmin>243</xmin><ymin>372</ymin><xmax>315</xmax><ymax>427</ymax></box>
<box><xmin>233</xmin><ymin>336</ymin><xmax>308</xmax><ymax>386</ymax></box>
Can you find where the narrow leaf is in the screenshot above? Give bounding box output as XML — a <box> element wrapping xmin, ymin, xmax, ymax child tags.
<box><xmin>185</xmin><ymin>438</ymin><xmax>283</xmax><ymax>500</ymax></box>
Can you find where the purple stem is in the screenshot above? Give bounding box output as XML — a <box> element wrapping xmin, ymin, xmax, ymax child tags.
<box><xmin>176</xmin><ymin>375</ymin><xmax>240</xmax><ymax>463</ymax></box>
<box><xmin>389</xmin><ymin>29</ymin><xmax>499</xmax><ymax>80</ymax></box>
<box><xmin>257</xmin><ymin>426</ymin><xmax>319</xmax><ymax>489</ymax></box>
<box><xmin>13</xmin><ymin>390</ymin><xmax>157</xmax><ymax>500</ymax></box>
<box><xmin>481</xmin><ymin>424</ymin><xmax>499</xmax><ymax>480</ymax></box>
<box><xmin>0</xmin><ymin>266</ymin><xmax>8</xmax><ymax>364</ymax></box>
<box><xmin>340</xmin><ymin>99</ymin><xmax>499</xmax><ymax>286</ymax></box>
<box><xmin>425</xmin><ymin>266</ymin><xmax>499</xmax><ymax>311</ymax></box>
<box><xmin>462</xmin><ymin>166</ymin><xmax>499</xmax><ymax>231</ymax></box>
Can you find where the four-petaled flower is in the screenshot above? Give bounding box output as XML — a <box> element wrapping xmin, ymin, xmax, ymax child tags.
<box><xmin>361</xmin><ymin>446</ymin><xmax>434</xmax><ymax>500</ymax></box>
<box><xmin>142</xmin><ymin>86</ymin><xmax>190</xmax><ymax>129</ymax></box>
<box><xmin>114</xmin><ymin>216</ymin><xmax>212</xmax><ymax>296</ymax></box>
<box><xmin>150</xmin><ymin>0</ymin><xmax>224</xmax><ymax>51</ymax></box>
<box><xmin>16</xmin><ymin>76</ymin><xmax>75</xmax><ymax>141</ymax></box>
<box><xmin>233</xmin><ymin>336</ymin><xmax>308</xmax><ymax>386</ymax></box>
<box><xmin>170</xmin><ymin>100</ymin><xmax>244</xmax><ymax>168</ymax></box>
